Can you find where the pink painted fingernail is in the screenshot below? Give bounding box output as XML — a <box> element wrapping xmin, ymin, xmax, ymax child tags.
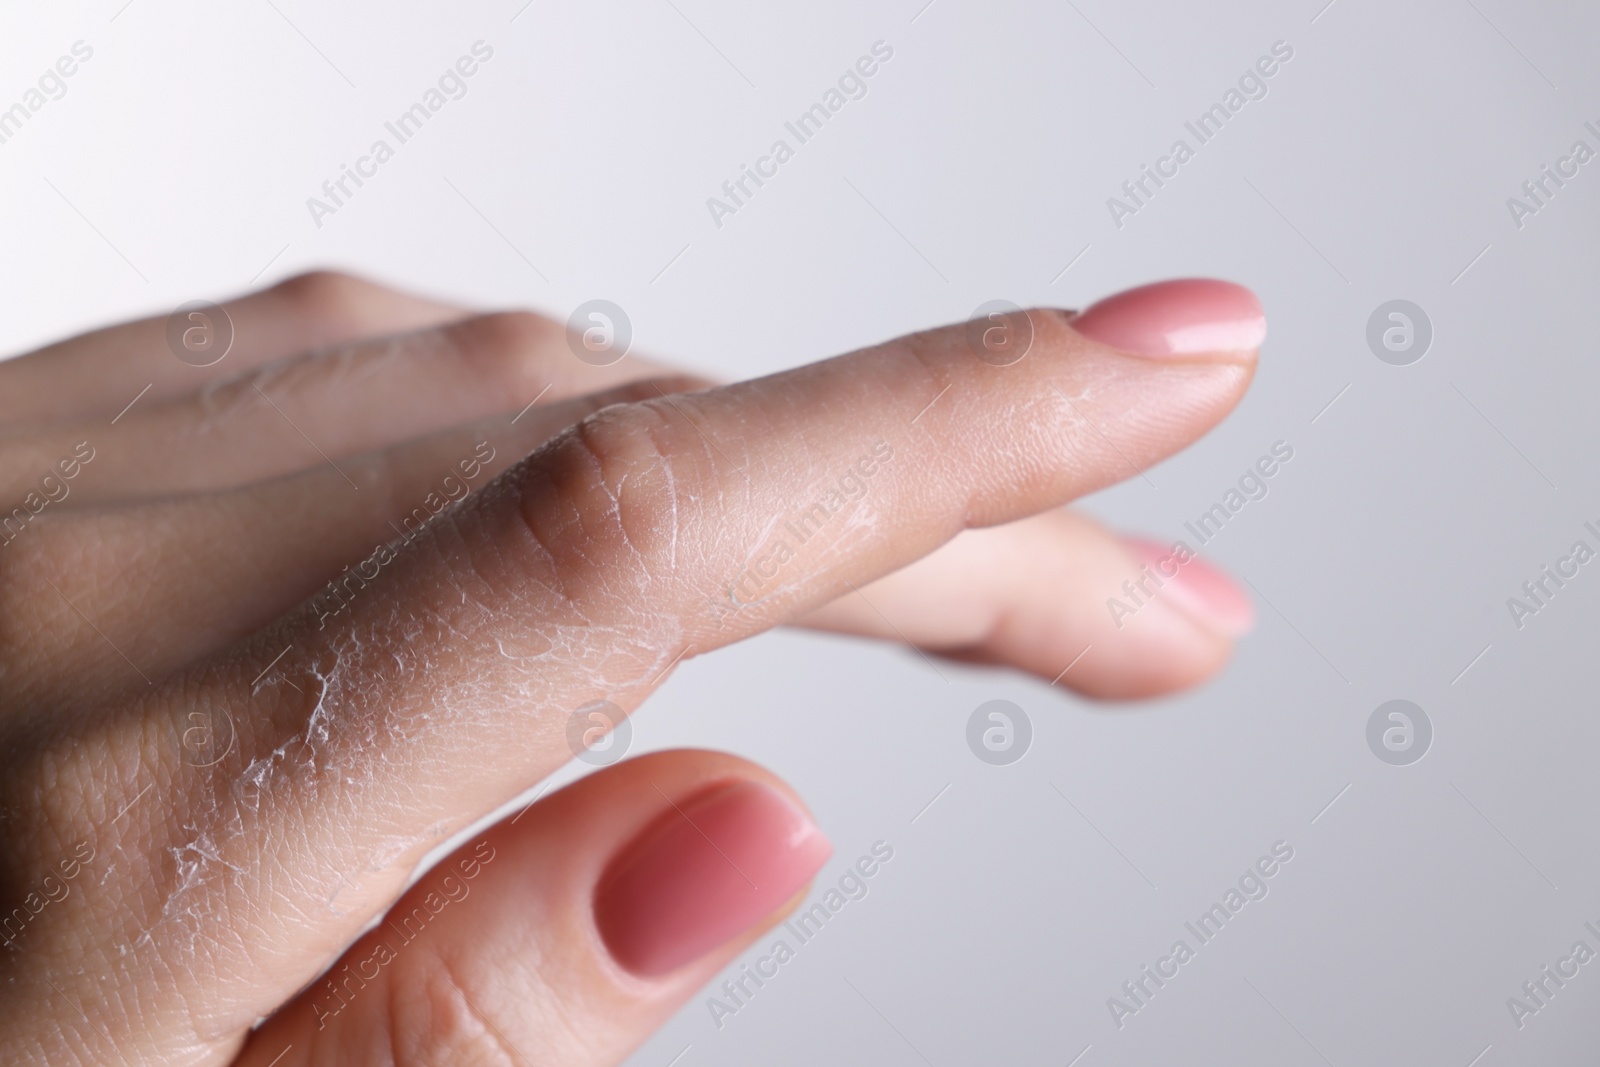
<box><xmin>1071</xmin><ymin>279</ymin><xmax>1265</xmax><ymax>359</ymax></box>
<box><xmin>1124</xmin><ymin>537</ymin><xmax>1255</xmax><ymax>637</ymax></box>
<box><xmin>594</xmin><ymin>780</ymin><xmax>832</xmax><ymax>977</ymax></box>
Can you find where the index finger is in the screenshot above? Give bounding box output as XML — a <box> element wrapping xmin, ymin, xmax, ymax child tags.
<box><xmin>92</xmin><ymin>279</ymin><xmax>1261</xmax><ymax>1047</ymax></box>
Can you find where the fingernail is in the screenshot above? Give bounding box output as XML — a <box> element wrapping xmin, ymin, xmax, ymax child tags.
<box><xmin>1123</xmin><ymin>537</ymin><xmax>1255</xmax><ymax>637</ymax></box>
<box><xmin>1070</xmin><ymin>278</ymin><xmax>1265</xmax><ymax>359</ymax></box>
<box><xmin>594</xmin><ymin>780</ymin><xmax>832</xmax><ymax>977</ymax></box>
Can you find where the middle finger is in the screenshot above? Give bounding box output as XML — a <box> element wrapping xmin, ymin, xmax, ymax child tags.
<box><xmin>0</xmin><ymin>311</ymin><xmax>671</xmax><ymax>506</ymax></box>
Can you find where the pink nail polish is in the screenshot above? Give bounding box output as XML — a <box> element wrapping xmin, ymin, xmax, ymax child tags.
<box><xmin>1124</xmin><ymin>537</ymin><xmax>1255</xmax><ymax>637</ymax></box>
<box><xmin>594</xmin><ymin>780</ymin><xmax>832</xmax><ymax>977</ymax></box>
<box><xmin>1070</xmin><ymin>279</ymin><xmax>1265</xmax><ymax>358</ymax></box>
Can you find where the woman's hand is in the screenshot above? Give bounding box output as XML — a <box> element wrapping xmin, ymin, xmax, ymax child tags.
<box><xmin>0</xmin><ymin>272</ymin><xmax>1259</xmax><ymax>1065</ymax></box>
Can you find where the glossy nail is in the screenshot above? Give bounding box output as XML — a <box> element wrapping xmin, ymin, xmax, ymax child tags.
<box><xmin>1123</xmin><ymin>537</ymin><xmax>1255</xmax><ymax>637</ymax></box>
<box><xmin>594</xmin><ymin>780</ymin><xmax>832</xmax><ymax>977</ymax></box>
<box><xmin>1071</xmin><ymin>278</ymin><xmax>1265</xmax><ymax>359</ymax></box>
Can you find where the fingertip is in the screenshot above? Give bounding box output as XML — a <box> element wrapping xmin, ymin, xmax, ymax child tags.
<box><xmin>1067</xmin><ymin>278</ymin><xmax>1265</xmax><ymax>361</ymax></box>
<box><xmin>594</xmin><ymin>777</ymin><xmax>832</xmax><ymax>978</ymax></box>
<box><xmin>1120</xmin><ymin>536</ymin><xmax>1256</xmax><ymax>639</ymax></box>
<box><xmin>1021</xmin><ymin>519</ymin><xmax>1245</xmax><ymax>700</ymax></box>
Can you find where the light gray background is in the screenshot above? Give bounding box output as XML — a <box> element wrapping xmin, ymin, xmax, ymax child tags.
<box><xmin>5</xmin><ymin>1</ymin><xmax>1599</xmax><ymax>1063</ymax></box>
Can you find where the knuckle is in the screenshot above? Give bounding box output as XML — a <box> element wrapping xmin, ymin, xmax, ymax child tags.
<box><xmin>269</xmin><ymin>270</ymin><xmax>374</xmax><ymax>319</ymax></box>
<box><xmin>441</xmin><ymin>311</ymin><xmax>564</xmax><ymax>407</ymax></box>
<box><xmin>607</xmin><ymin>374</ymin><xmax>716</xmax><ymax>403</ymax></box>
<box><xmin>517</xmin><ymin>399</ymin><xmax>703</xmax><ymax>595</ymax></box>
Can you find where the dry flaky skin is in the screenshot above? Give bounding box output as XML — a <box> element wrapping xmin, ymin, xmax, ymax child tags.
<box><xmin>0</xmin><ymin>273</ymin><xmax>1255</xmax><ymax>1066</ymax></box>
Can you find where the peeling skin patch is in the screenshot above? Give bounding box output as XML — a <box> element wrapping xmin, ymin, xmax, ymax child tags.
<box><xmin>234</xmin><ymin>651</ymin><xmax>344</xmax><ymax>816</ymax></box>
<box><xmin>184</xmin><ymin>626</ymin><xmax>676</xmax><ymax>935</ymax></box>
<box><xmin>139</xmin><ymin>452</ymin><xmax>695</xmax><ymax>966</ymax></box>
<box><xmin>168</xmin><ymin>830</ymin><xmax>242</xmax><ymax>889</ymax></box>
<box><xmin>141</xmin><ymin>827</ymin><xmax>245</xmax><ymax>950</ymax></box>
<box><xmin>493</xmin><ymin>631</ymin><xmax>556</xmax><ymax>663</ymax></box>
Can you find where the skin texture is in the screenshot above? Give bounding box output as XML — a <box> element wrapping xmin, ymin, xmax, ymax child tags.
<box><xmin>0</xmin><ymin>271</ymin><xmax>1260</xmax><ymax>1066</ymax></box>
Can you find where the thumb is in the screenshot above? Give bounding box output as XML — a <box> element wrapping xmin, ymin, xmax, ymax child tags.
<box><xmin>235</xmin><ymin>751</ymin><xmax>831</xmax><ymax>1066</ymax></box>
